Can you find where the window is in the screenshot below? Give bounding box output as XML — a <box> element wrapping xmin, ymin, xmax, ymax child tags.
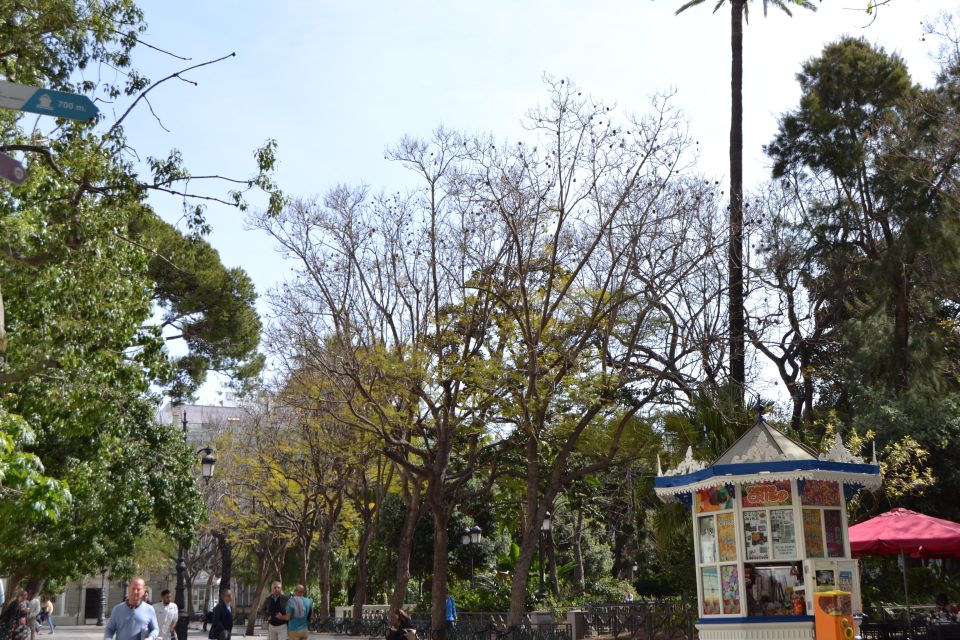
<box><xmin>695</xmin><ymin>485</ymin><xmax>740</xmax><ymax>616</ymax></box>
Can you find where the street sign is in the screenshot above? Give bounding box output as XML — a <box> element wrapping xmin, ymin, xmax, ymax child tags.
<box><xmin>0</xmin><ymin>152</ymin><xmax>27</xmax><ymax>185</ymax></box>
<box><xmin>0</xmin><ymin>81</ymin><xmax>98</xmax><ymax>121</ymax></box>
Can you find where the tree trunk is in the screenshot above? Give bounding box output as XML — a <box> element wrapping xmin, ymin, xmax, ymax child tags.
<box><xmin>352</xmin><ymin>518</ymin><xmax>377</xmax><ymax>622</ymax></box>
<box><xmin>218</xmin><ymin>535</ymin><xmax>232</xmax><ymax>601</ymax></box>
<box><xmin>245</xmin><ymin>574</ymin><xmax>270</xmax><ymax>636</ymax></box>
<box><xmin>185</xmin><ymin>576</ymin><xmax>194</xmax><ymax>618</ymax></box>
<box><xmin>389</xmin><ymin>477</ymin><xmax>422</xmax><ymax>613</ymax></box>
<box><xmin>547</xmin><ymin>531</ymin><xmax>559</xmax><ymax>597</ymax></box>
<box><xmin>429</xmin><ymin>497</ymin><xmax>452</xmax><ymax>640</ymax></box>
<box><xmin>317</xmin><ymin>537</ymin><xmax>332</xmax><ymax>620</ymax></box>
<box><xmin>204</xmin><ymin>571</ymin><xmax>216</xmax><ymax>611</ymax></box>
<box><xmin>507</xmin><ymin>521</ymin><xmax>540</xmax><ymax>625</ymax></box>
<box><xmin>893</xmin><ymin>269</ymin><xmax>910</xmax><ymax>392</ymax></box>
<box><xmin>728</xmin><ymin>0</ymin><xmax>746</xmax><ymax>401</ymax></box>
<box><xmin>572</xmin><ymin>511</ymin><xmax>585</xmax><ymax>594</ymax></box>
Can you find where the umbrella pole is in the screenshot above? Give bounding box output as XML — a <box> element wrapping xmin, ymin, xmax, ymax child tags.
<box><xmin>901</xmin><ymin>548</ymin><xmax>912</xmax><ymax>639</ymax></box>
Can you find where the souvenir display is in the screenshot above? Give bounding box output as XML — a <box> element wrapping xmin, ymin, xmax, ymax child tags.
<box><xmin>743</xmin><ymin>510</ymin><xmax>769</xmax><ymax>560</ymax></box>
<box><xmin>745</xmin><ymin>564</ymin><xmax>799</xmax><ymax>617</ymax></box>
<box><xmin>701</xmin><ymin>567</ymin><xmax>721</xmax><ymax>615</ymax></box>
<box><xmin>699</xmin><ymin>515</ymin><xmax>717</xmax><ymax>564</ymax></box>
<box><xmin>800</xmin><ymin>479</ymin><xmax>841</xmax><ymax>507</ymax></box>
<box><xmin>824</xmin><ymin>509</ymin><xmax>845</xmax><ymax>557</ymax></box>
<box><xmin>720</xmin><ymin>564</ymin><xmax>741</xmax><ymax>614</ymax></box>
<box><xmin>696</xmin><ymin>485</ymin><xmax>735</xmax><ymax>513</ymax></box>
<box><xmin>716</xmin><ymin>511</ymin><xmax>738</xmax><ymax>562</ymax></box>
<box><xmin>802</xmin><ymin>509</ymin><xmax>824</xmax><ymax>557</ymax></box>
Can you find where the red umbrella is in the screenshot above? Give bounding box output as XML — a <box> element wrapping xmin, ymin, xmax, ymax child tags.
<box><xmin>850</xmin><ymin>508</ymin><xmax>960</xmax><ymax>557</ymax></box>
<box><xmin>849</xmin><ymin>508</ymin><xmax>960</xmax><ymax>618</ymax></box>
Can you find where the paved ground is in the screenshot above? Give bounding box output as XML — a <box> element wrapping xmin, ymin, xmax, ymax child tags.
<box><xmin>46</xmin><ymin>627</ymin><xmax>353</xmax><ymax>640</ymax></box>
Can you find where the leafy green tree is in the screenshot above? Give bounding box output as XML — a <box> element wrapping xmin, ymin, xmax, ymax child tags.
<box><xmin>0</xmin><ymin>0</ymin><xmax>278</xmax><ymax>588</ymax></box>
<box><xmin>132</xmin><ymin>211</ymin><xmax>264</xmax><ymax>401</ymax></box>
<box><xmin>765</xmin><ymin>36</ymin><xmax>960</xmax><ymax>518</ymax></box>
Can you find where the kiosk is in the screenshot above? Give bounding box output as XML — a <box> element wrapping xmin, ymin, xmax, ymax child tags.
<box><xmin>654</xmin><ymin>406</ymin><xmax>880</xmax><ymax>640</ymax></box>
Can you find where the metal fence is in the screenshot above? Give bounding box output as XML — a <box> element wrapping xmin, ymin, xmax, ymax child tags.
<box><xmin>572</xmin><ymin>601</ymin><xmax>697</xmax><ymax>640</ymax></box>
<box><xmin>309</xmin><ymin>601</ymin><xmax>696</xmax><ymax>640</ymax></box>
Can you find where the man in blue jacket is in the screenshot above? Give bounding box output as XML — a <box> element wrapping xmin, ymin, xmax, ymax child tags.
<box><xmin>103</xmin><ymin>578</ymin><xmax>158</xmax><ymax>640</ymax></box>
<box><xmin>208</xmin><ymin>591</ymin><xmax>233</xmax><ymax>640</ymax></box>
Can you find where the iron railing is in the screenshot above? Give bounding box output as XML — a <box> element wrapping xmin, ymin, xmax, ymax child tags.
<box><xmin>308</xmin><ymin>601</ymin><xmax>696</xmax><ymax>640</ymax></box>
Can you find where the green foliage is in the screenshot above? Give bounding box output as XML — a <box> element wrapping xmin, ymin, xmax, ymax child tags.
<box><xmin>130</xmin><ymin>211</ymin><xmax>264</xmax><ymax>401</ymax></box>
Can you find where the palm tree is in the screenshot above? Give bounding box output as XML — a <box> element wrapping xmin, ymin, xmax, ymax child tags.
<box><xmin>673</xmin><ymin>0</ymin><xmax>817</xmax><ymax>403</ymax></box>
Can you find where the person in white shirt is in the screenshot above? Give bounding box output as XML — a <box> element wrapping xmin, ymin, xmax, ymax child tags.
<box><xmin>153</xmin><ymin>590</ymin><xmax>178</xmax><ymax>640</ymax></box>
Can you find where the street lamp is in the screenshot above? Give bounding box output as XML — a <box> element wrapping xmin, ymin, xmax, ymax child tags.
<box><xmin>96</xmin><ymin>570</ymin><xmax>106</xmax><ymax>626</ymax></box>
<box><xmin>175</xmin><ymin>409</ymin><xmax>218</xmax><ymax>640</ymax></box>
<box><xmin>538</xmin><ymin>511</ymin><xmax>552</xmax><ymax>602</ymax></box>
<box><xmin>461</xmin><ymin>525</ymin><xmax>482</xmax><ymax>586</ymax></box>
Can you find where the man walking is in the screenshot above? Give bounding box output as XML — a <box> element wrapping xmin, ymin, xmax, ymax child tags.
<box><xmin>285</xmin><ymin>585</ymin><xmax>312</xmax><ymax>640</ymax></box>
<box><xmin>260</xmin><ymin>582</ymin><xmax>289</xmax><ymax>640</ymax></box>
<box><xmin>208</xmin><ymin>591</ymin><xmax>233</xmax><ymax>640</ymax></box>
<box><xmin>444</xmin><ymin>595</ymin><xmax>457</xmax><ymax>635</ymax></box>
<box><xmin>26</xmin><ymin>591</ymin><xmax>40</xmax><ymax>640</ymax></box>
<box><xmin>103</xmin><ymin>578</ymin><xmax>158</xmax><ymax>640</ymax></box>
<box><xmin>153</xmin><ymin>590</ymin><xmax>177</xmax><ymax>640</ymax></box>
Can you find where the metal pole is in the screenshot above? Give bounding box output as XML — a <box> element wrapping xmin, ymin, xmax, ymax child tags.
<box><xmin>538</xmin><ymin>530</ymin><xmax>546</xmax><ymax>602</ymax></box>
<box><xmin>900</xmin><ymin>548</ymin><xmax>912</xmax><ymax>639</ymax></box>
<box><xmin>175</xmin><ymin>551</ymin><xmax>188</xmax><ymax>640</ymax></box>
<box><xmin>96</xmin><ymin>571</ymin><xmax>105</xmax><ymax>626</ymax></box>
<box><xmin>469</xmin><ymin>545</ymin><xmax>475</xmax><ymax>587</ymax></box>
<box><xmin>176</xmin><ymin>409</ymin><xmax>190</xmax><ymax>640</ymax></box>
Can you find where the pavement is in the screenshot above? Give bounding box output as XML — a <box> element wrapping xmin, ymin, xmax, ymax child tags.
<box><xmin>44</xmin><ymin>628</ymin><xmax>354</xmax><ymax>640</ymax></box>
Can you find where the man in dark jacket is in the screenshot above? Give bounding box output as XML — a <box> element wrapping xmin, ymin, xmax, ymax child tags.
<box><xmin>208</xmin><ymin>591</ymin><xmax>233</xmax><ymax>640</ymax></box>
<box><xmin>260</xmin><ymin>582</ymin><xmax>289</xmax><ymax>640</ymax></box>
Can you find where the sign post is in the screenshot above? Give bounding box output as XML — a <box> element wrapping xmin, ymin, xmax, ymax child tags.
<box><xmin>0</xmin><ymin>153</ymin><xmax>26</xmax><ymax>185</ymax></box>
<box><xmin>0</xmin><ymin>81</ymin><xmax>99</xmax><ymax>121</ymax></box>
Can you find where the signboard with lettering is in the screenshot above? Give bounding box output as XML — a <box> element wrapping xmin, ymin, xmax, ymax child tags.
<box><xmin>0</xmin><ymin>81</ymin><xmax>99</xmax><ymax>121</ymax></box>
<box><xmin>771</xmin><ymin>508</ymin><xmax>797</xmax><ymax>559</ymax></box>
<box><xmin>742</xmin><ymin>480</ymin><xmax>792</xmax><ymax>508</ymax></box>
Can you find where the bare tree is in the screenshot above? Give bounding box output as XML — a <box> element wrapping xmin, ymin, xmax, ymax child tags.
<box><xmin>254</xmin><ymin>79</ymin><xmax>725</xmax><ymax>629</ymax></box>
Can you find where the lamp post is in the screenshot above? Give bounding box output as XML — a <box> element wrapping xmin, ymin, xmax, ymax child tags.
<box><xmin>96</xmin><ymin>570</ymin><xmax>106</xmax><ymax>626</ymax></box>
<box><xmin>175</xmin><ymin>409</ymin><xmax>217</xmax><ymax>640</ymax></box>
<box><xmin>538</xmin><ymin>512</ymin><xmax>551</xmax><ymax>602</ymax></box>
<box><xmin>461</xmin><ymin>525</ymin><xmax>482</xmax><ymax>586</ymax></box>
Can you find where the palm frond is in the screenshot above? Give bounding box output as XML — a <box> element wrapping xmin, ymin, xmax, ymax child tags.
<box><xmin>675</xmin><ymin>0</ymin><xmax>711</xmax><ymax>15</ymax></box>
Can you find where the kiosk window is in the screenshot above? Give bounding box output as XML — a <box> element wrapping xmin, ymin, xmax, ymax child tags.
<box><xmin>744</xmin><ymin>563</ymin><xmax>805</xmax><ymax>617</ymax></box>
<box><xmin>824</xmin><ymin>509</ymin><xmax>845</xmax><ymax>557</ymax></box>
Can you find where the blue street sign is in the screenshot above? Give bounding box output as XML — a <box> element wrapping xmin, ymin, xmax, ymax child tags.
<box><xmin>0</xmin><ymin>81</ymin><xmax>99</xmax><ymax>121</ymax></box>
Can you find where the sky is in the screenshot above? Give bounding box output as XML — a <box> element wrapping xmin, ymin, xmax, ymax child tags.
<box><xmin>121</xmin><ymin>0</ymin><xmax>958</xmax><ymax>404</ymax></box>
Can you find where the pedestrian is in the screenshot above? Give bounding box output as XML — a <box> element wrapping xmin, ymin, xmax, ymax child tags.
<box><xmin>208</xmin><ymin>591</ymin><xmax>233</xmax><ymax>640</ymax></box>
<box><xmin>259</xmin><ymin>582</ymin><xmax>289</xmax><ymax>640</ymax></box>
<box><xmin>1</xmin><ymin>590</ymin><xmax>29</xmax><ymax>640</ymax></box>
<box><xmin>39</xmin><ymin>598</ymin><xmax>53</xmax><ymax>635</ymax></box>
<box><xmin>444</xmin><ymin>595</ymin><xmax>457</xmax><ymax>634</ymax></box>
<box><xmin>285</xmin><ymin>585</ymin><xmax>312</xmax><ymax>640</ymax></box>
<box><xmin>386</xmin><ymin>610</ymin><xmax>416</xmax><ymax>640</ymax></box>
<box><xmin>25</xmin><ymin>592</ymin><xmax>39</xmax><ymax>640</ymax></box>
<box><xmin>103</xmin><ymin>577</ymin><xmax>158</xmax><ymax>640</ymax></box>
<box><xmin>153</xmin><ymin>590</ymin><xmax>177</xmax><ymax>640</ymax></box>
<box><xmin>202</xmin><ymin>598</ymin><xmax>213</xmax><ymax>633</ymax></box>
